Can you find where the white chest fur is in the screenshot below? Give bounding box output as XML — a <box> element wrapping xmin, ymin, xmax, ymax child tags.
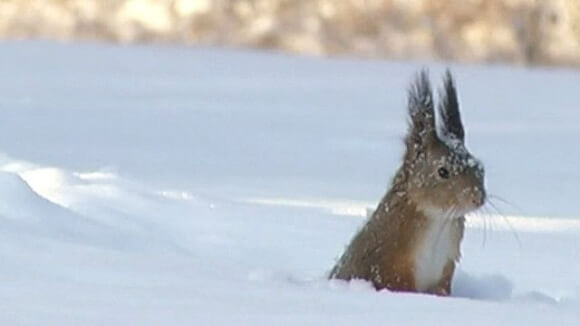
<box><xmin>413</xmin><ymin>215</ymin><xmax>462</xmax><ymax>292</ymax></box>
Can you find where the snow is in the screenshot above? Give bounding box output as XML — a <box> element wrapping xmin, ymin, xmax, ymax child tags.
<box><xmin>0</xmin><ymin>41</ymin><xmax>579</xmax><ymax>325</ymax></box>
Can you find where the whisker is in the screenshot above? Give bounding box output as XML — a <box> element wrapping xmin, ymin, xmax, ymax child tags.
<box><xmin>482</xmin><ymin>205</ymin><xmax>496</xmax><ymax>247</ymax></box>
<box><xmin>488</xmin><ymin>193</ymin><xmax>526</xmax><ymax>215</ymax></box>
<box><xmin>479</xmin><ymin>207</ymin><xmax>489</xmax><ymax>248</ymax></box>
<box><xmin>487</xmin><ymin>199</ymin><xmax>522</xmax><ymax>248</ymax></box>
<box><xmin>485</xmin><ymin>204</ymin><xmax>496</xmax><ymax>240</ymax></box>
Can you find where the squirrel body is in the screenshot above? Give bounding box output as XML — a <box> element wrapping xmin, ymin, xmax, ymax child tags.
<box><xmin>329</xmin><ymin>70</ymin><xmax>485</xmax><ymax>296</ymax></box>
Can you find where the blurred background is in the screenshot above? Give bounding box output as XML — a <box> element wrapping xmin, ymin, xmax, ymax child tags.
<box><xmin>1</xmin><ymin>0</ymin><xmax>579</xmax><ymax>66</ymax></box>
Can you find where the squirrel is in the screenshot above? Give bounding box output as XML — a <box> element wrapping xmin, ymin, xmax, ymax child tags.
<box><xmin>329</xmin><ymin>70</ymin><xmax>486</xmax><ymax>296</ymax></box>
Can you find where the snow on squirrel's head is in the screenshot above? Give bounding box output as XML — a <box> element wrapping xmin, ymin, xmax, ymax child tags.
<box><xmin>400</xmin><ymin>70</ymin><xmax>485</xmax><ymax>218</ymax></box>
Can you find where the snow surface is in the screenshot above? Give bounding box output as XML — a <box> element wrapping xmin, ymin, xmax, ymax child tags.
<box><xmin>0</xmin><ymin>41</ymin><xmax>579</xmax><ymax>325</ymax></box>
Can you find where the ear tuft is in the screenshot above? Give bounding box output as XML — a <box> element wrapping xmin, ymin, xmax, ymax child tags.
<box><xmin>408</xmin><ymin>69</ymin><xmax>435</xmax><ymax>126</ymax></box>
<box><xmin>405</xmin><ymin>69</ymin><xmax>436</xmax><ymax>156</ymax></box>
<box><xmin>437</xmin><ymin>70</ymin><xmax>465</xmax><ymax>141</ymax></box>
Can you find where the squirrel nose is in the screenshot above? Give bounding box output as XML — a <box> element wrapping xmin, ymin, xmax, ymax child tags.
<box><xmin>472</xmin><ymin>188</ymin><xmax>486</xmax><ymax>207</ymax></box>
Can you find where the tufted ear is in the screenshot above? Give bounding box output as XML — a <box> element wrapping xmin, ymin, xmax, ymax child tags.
<box><xmin>437</xmin><ymin>70</ymin><xmax>465</xmax><ymax>142</ymax></box>
<box><xmin>405</xmin><ymin>70</ymin><xmax>437</xmax><ymax>159</ymax></box>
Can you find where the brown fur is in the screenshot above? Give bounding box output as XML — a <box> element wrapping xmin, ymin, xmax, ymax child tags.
<box><xmin>329</xmin><ymin>180</ymin><xmax>464</xmax><ymax>294</ymax></box>
<box><xmin>329</xmin><ymin>70</ymin><xmax>484</xmax><ymax>295</ymax></box>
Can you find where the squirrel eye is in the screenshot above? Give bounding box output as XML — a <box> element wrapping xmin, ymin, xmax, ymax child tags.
<box><xmin>438</xmin><ymin>167</ymin><xmax>450</xmax><ymax>179</ymax></box>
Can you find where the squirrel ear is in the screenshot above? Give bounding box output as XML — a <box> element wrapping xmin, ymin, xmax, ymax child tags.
<box><xmin>405</xmin><ymin>69</ymin><xmax>437</xmax><ymax>156</ymax></box>
<box><xmin>437</xmin><ymin>70</ymin><xmax>465</xmax><ymax>142</ymax></box>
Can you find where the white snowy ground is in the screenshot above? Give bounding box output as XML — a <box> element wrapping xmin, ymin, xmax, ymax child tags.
<box><xmin>0</xmin><ymin>41</ymin><xmax>579</xmax><ymax>325</ymax></box>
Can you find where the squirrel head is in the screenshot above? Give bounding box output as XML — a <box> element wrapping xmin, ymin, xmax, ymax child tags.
<box><xmin>400</xmin><ymin>70</ymin><xmax>485</xmax><ymax>218</ymax></box>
